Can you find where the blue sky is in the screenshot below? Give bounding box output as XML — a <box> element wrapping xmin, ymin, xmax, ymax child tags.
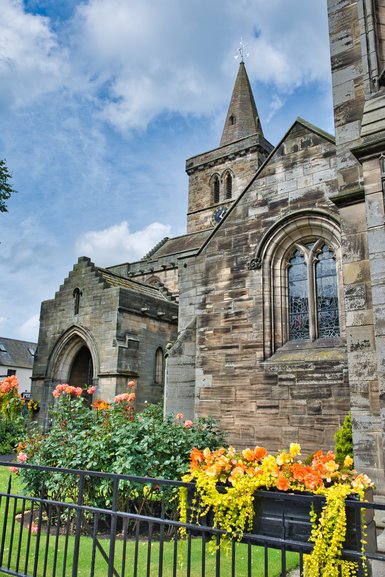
<box><xmin>0</xmin><ymin>0</ymin><xmax>334</xmax><ymax>342</ymax></box>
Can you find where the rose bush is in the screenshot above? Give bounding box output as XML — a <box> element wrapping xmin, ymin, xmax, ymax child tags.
<box><xmin>16</xmin><ymin>382</ymin><xmax>226</xmax><ymax>518</ymax></box>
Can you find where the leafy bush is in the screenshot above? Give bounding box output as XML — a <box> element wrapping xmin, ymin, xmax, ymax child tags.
<box><xmin>334</xmin><ymin>412</ymin><xmax>353</xmax><ymax>467</ymax></box>
<box><xmin>18</xmin><ymin>383</ymin><xmax>226</xmax><ymax>519</ymax></box>
<box><xmin>0</xmin><ymin>376</ymin><xmax>27</xmax><ymax>454</ymax></box>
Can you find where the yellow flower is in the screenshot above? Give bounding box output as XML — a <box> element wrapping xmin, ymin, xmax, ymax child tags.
<box><xmin>289</xmin><ymin>443</ymin><xmax>301</xmax><ymax>457</ymax></box>
<box><xmin>276</xmin><ymin>451</ymin><xmax>291</xmax><ymax>466</ymax></box>
<box><xmin>343</xmin><ymin>455</ymin><xmax>353</xmax><ymax>469</ymax></box>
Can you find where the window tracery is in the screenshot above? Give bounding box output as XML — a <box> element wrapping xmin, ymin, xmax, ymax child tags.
<box><xmin>249</xmin><ymin>210</ymin><xmax>344</xmax><ymax>358</ymax></box>
<box><xmin>288</xmin><ymin>241</ymin><xmax>339</xmax><ymax>341</ymax></box>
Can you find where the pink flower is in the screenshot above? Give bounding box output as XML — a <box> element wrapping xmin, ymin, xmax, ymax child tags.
<box><xmin>75</xmin><ymin>387</ymin><xmax>83</xmax><ymax>396</ymax></box>
<box><xmin>52</xmin><ymin>390</ymin><xmax>60</xmax><ymax>398</ymax></box>
<box><xmin>184</xmin><ymin>420</ymin><xmax>193</xmax><ymax>429</ymax></box>
<box><xmin>128</xmin><ymin>380</ymin><xmax>136</xmax><ymax>388</ymax></box>
<box><xmin>17</xmin><ymin>452</ymin><xmax>27</xmax><ymax>463</ymax></box>
<box><xmin>8</xmin><ymin>466</ymin><xmax>18</xmax><ymax>473</ymax></box>
<box><xmin>30</xmin><ymin>523</ymin><xmax>38</xmax><ymax>534</ymax></box>
<box><xmin>87</xmin><ymin>386</ymin><xmax>96</xmax><ymax>395</ymax></box>
<box><xmin>114</xmin><ymin>393</ymin><xmax>136</xmax><ymax>403</ymax></box>
<box><xmin>176</xmin><ymin>413</ymin><xmax>184</xmax><ymax>419</ymax></box>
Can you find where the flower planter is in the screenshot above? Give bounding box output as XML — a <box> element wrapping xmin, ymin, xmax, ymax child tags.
<box><xmin>250</xmin><ymin>489</ymin><xmax>376</xmax><ymax>554</ymax></box>
<box><xmin>187</xmin><ymin>486</ymin><xmax>376</xmax><ymax>554</ymax></box>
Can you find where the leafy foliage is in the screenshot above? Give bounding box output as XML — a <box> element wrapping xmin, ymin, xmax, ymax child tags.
<box><xmin>18</xmin><ymin>385</ymin><xmax>226</xmax><ymax>519</ymax></box>
<box><xmin>181</xmin><ymin>444</ymin><xmax>373</xmax><ymax>575</ymax></box>
<box><xmin>335</xmin><ymin>412</ymin><xmax>353</xmax><ymax>467</ymax></box>
<box><xmin>0</xmin><ymin>376</ymin><xmax>27</xmax><ymax>454</ymax></box>
<box><xmin>0</xmin><ymin>159</ymin><xmax>16</xmax><ymax>213</ymax></box>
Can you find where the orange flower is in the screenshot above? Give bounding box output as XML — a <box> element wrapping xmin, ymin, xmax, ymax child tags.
<box><xmin>276</xmin><ymin>474</ymin><xmax>290</xmax><ymax>491</ymax></box>
<box><xmin>190</xmin><ymin>447</ymin><xmax>204</xmax><ymax>470</ymax></box>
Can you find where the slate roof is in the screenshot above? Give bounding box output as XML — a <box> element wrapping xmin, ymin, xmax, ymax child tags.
<box><xmin>146</xmin><ymin>230</ymin><xmax>212</xmax><ymax>260</ymax></box>
<box><xmin>220</xmin><ymin>61</ymin><xmax>264</xmax><ymax>146</ymax></box>
<box><xmin>0</xmin><ymin>337</ymin><xmax>37</xmax><ymax>369</ymax></box>
<box><xmin>97</xmin><ymin>268</ymin><xmax>169</xmax><ymax>300</ymax></box>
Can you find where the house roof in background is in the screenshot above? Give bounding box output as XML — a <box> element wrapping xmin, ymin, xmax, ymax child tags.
<box><xmin>0</xmin><ymin>337</ymin><xmax>37</xmax><ymax>369</ymax></box>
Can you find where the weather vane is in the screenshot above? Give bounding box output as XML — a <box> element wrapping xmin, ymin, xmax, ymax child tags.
<box><xmin>234</xmin><ymin>38</ymin><xmax>249</xmax><ymax>63</ymax></box>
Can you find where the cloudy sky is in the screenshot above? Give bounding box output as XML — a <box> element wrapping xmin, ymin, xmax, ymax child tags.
<box><xmin>0</xmin><ymin>0</ymin><xmax>333</xmax><ymax>342</ymax></box>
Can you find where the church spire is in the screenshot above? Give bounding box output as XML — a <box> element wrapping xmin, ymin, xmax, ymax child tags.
<box><xmin>220</xmin><ymin>62</ymin><xmax>264</xmax><ymax>147</ymax></box>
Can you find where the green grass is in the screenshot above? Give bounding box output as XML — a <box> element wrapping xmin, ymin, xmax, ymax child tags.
<box><xmin>0</xmin><ymin>525</ymin><xmax>299</xmax><ymax>577</ymax></box>
<box><xmin>0</xmin><ymin>468</ymin><xmax>299</xmax><ymax>576</ymax></box>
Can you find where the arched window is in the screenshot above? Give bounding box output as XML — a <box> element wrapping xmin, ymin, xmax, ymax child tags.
<box><xmin>212</xmin><ymin>175</ymin><xmax>220</xmax><ymax>204</ymax></box>
<box><xmin>73</xmin><ymin>288</ymin><xmax>82</xmax><ymax>315</ymax></box>
<box><xmin>154</xmin><ymin>347</ymin><xmax>164</xmax><ymax>386</ymax></box>
<box><xmin>225</xmin><ymin>173</ymin><xmax>232</xmax><ymax>199</ymax></box>
<box><xmin>288</xmin><ymin>241</ymin><xmax>339</xmax><ymax>341</ymax></box>
<box><xmin>248</xmin><ymin>209</ymin><xmax>344</xmax><ymax>358</ymax></box>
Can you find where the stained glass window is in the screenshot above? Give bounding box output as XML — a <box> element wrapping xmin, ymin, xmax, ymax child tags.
<box><xmin>316</xmin><ymin>244</ymin><xmax>340</xmax><ymax>337</ymax></box>
<box><xmin>288</xmin><ymin>250</ymin><xmax>309</xmax><ymax>340</ymax></box>
<box><xmin>287</xmin><ymin>242</ymin><xmax>339</xmax><ymax>341</ymax></box>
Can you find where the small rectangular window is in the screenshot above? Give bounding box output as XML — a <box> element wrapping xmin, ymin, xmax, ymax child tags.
<box><xmin>7</xmin><ymin>369</ymin><xmax>16</xmax><ymax>376</ymax></box>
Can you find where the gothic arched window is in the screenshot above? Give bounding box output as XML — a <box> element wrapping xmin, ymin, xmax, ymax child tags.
<box><xmin>225</xmin><ymin>173</ymin><xmax>232</xmax><ymax>199</ymax></box>
<box><xmin>212</xmin><ymin>175</ymin><xmax>220</xmax><ymax>204</ymax></box>
<box><xmin>154</xmin><ymin>347</ymin><xmax>164</xmax><ymax>386</ymax></box>
<box><xmin>288</xmin><ymin>241</ymin><xmax>339</xmax><ymax>341</ymax></box>
<box><xmin>249</xmin><ymin>209</ymin><xmax>344</xmax><ymax>358</ymax></box>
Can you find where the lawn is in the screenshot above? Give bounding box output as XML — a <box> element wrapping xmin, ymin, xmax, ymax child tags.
<box><xmin>0</xmin><ymin>466</ymin><xmax>299</xmax><ymax>577</ymax></box>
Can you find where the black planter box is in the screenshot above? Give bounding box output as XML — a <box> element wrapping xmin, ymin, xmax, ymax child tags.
<box><xmin>251</xmin><ymin>489</ymin><xmax>376</xmax><ymax>554</ymax></box>
<box><xmin>187</xmin><ymin>486</ymin><xmax>377</xmax><ymax>554</ymax></box>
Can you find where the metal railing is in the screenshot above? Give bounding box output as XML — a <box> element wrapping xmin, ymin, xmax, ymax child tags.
<box><xmin>0</xmin><ymin>461</ymin><xmax>384</xmax><ymax>577</ymax></box>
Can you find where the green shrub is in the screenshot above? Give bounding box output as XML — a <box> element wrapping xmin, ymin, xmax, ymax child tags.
<box><xmin>334</xmin><ymin>412</ymin><xmax>353</xmax><ymax>466</ymax></box>
<box><xmin>0</xmin><ymin>375</ymin><xmax>27</xmax><ymax>454</ymax></box>
<box><xmin>18</xmin><ymin>384</ymin><xmax>226</xmax><ymax>518</ymax></box>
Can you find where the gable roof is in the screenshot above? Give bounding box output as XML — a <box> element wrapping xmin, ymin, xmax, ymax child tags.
<box><xmin>0</xmin><ymin>337</ymin><xmax>37</xmax><ymax>369</ymax></box>
<box><xmin>195</xmin><ymin>117</ymin><xmax>336</xmax><ymax>256</ymax></box>
<box><xmin>97</xmin><ymin>267</ymin><xmax>169</xmax><ymax>301</ymax></box>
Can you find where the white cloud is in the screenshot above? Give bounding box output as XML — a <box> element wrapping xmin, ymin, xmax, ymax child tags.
<box><xmin>0</xmin><ymin>0</ymin><xmax>331</xmax><ymax>130</ymax></box>
<box><xmin>18</xmin><ymin>314</ymin><xmax>40</xmax><ymax>342</ymax></box>
<box><xmin>0</xmin><ymin>0</ymin><xmax>68</xmax><ymax>108</ymax></box>
<box><xmin>266</xmin><ymin>95</ymin><xmax>284</xmax><ymax>124</ymax></box>
<box><xmin>75</xmin><ymin>221</ymin><xmax>171</xmax><ymax>266</ymax></box>
<box><xmin>68</xmin><ymin>0</ymin><xmax>331</xmax><ymax>132</ymax></box>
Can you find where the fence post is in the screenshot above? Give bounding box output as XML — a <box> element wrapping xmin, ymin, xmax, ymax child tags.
<box><xmin>72</xmin><ymin>473</ymin><xmax>85</xmax><ymax>577</ymax></box>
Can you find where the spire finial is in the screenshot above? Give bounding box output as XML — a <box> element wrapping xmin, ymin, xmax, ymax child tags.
<box><xmin>234</xmin><ymin>38</ymin><xmax>249</xmax><ymax>63</ymax></box>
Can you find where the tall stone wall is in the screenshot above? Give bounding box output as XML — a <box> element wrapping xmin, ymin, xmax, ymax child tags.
<box><xmin>32</xmin><ymin>257</ymin><xmax>178</xmax><ymax>422</ymax></box>
<box><xmin>328</xmin><ymin>0</ymin><xmax>385</xmax><ymax>490</ymax></box>
<box><xmin>167</xmin><ymin>122</ymin><xmax>351</xmax><ymax>454</ymax></box>
<box><xmin>186</xmin><ymin>135</ymin><xmax>272</xmax><ymax>233</ymax></box>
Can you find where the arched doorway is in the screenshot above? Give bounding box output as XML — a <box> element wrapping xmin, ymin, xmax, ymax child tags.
<box><xmin>68</xmin><ymin>345</ymin><xmax>93</xmax><ymax>389</ymax></box>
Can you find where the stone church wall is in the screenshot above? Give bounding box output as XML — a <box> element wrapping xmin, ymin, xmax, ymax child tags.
<box><xmin>32</xmin><ymin>257</ymin><xmax>177</xmax><ymax>422</ymax></box>
<box><xmin>328</xmin><ymin>0</ymin><xmax>385</xmax><ymax>490</ymax></box>
<box><xmin>167</xmin><ymin>122</ymin><xmax>351</xmax><ymax>455</ymax></box>
<box><xmin>186</xmin><ymin>135</ymin><xmax>271</xmax><ymax>234</ymax></box>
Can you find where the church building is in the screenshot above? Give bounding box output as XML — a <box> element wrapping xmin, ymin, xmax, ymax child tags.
<box><xmin>32</xmin><ymin>0</ymin><xmax>385</xmax><ymax>491</ymax></box>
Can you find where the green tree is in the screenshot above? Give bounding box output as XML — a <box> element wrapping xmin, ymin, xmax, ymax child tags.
<box><xmin>334</xmin><ymin>412</ymin><xmax>353</xmax><ymax>466</ymax></box>
<box><xmin>0</xmin><ymin>159</ymin><xmax>16</xmax><ymax>212</ymax></box>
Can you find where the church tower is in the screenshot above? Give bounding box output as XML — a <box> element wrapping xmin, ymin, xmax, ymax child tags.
<box><xmin>186</xmin><ymin>62</ymin><xmax>273</xmax><ymax>233</ymax></box>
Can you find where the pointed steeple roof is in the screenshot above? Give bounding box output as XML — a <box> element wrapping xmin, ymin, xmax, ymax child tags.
<box><xmin>220</xmin><ymin>62</ymin><xmax>264</xmax><ymax>146</ymax></box>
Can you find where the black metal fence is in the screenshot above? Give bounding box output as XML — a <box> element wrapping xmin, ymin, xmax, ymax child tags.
<box><xmin>0</xmin><ymin>461</ymin><xmax>384</xmax><ymax>577</ymax></box>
